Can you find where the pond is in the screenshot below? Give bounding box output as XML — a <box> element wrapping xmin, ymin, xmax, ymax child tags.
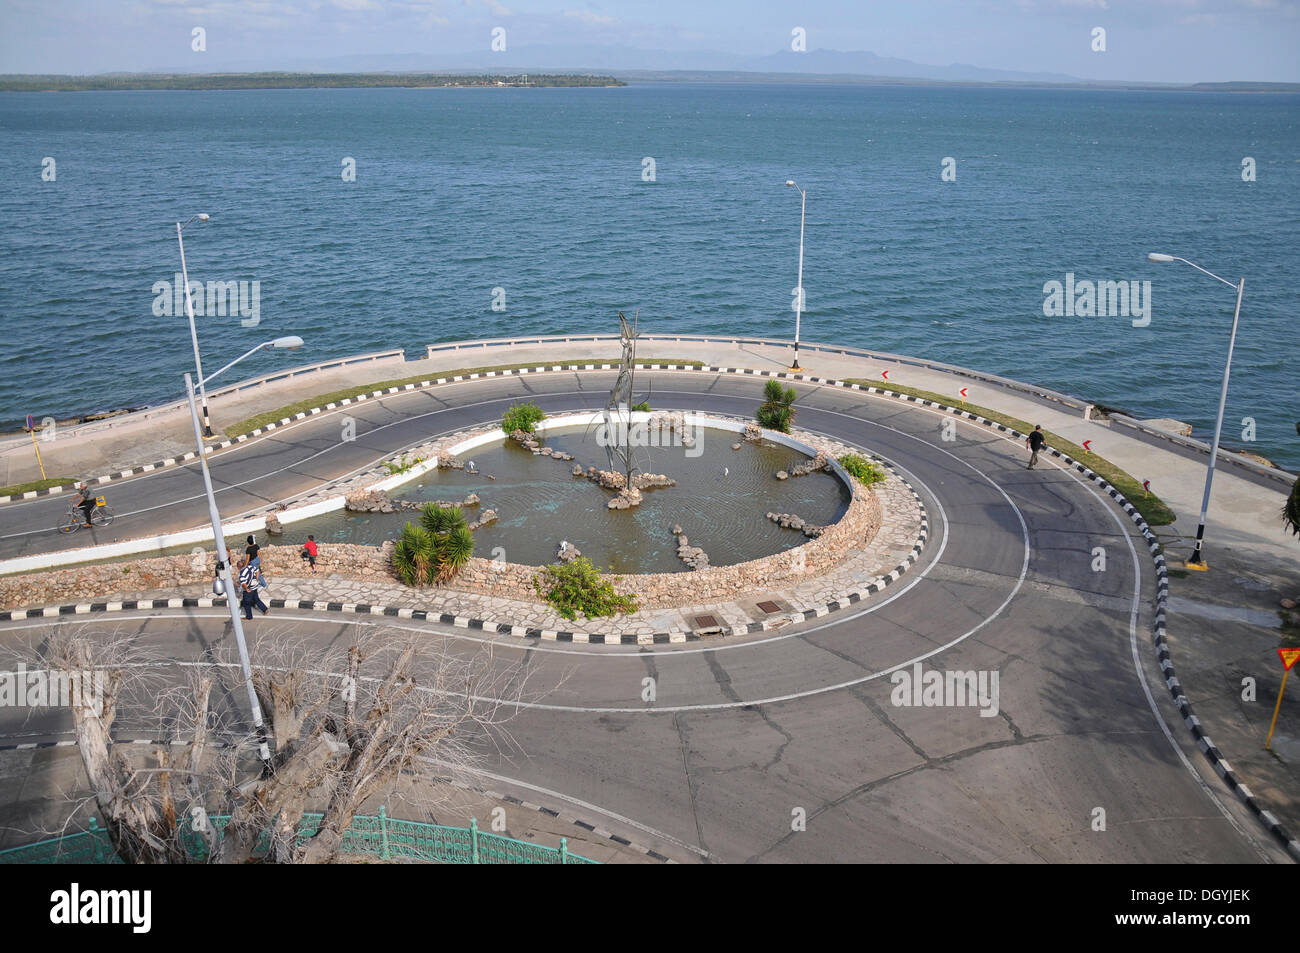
<box><xmin>284</xmin><ymin>424</ymin><xmax>851</xmax><ymax>575</ymax></box>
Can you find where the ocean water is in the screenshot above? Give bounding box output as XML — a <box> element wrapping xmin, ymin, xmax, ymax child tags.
<box><xmin>0</xmin><ymin>83</ymin><xmax>1297</xmax><ymax>467</ymax></box>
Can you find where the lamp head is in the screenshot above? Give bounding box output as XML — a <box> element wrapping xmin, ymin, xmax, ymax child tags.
<box><xmin>785</xmin><ymin>180</ymin><xmax>796</xmax><ymax>187</ymax></box>
<box><xmin>1147</xmin><ymin>253</ymin><xmax>1175</xmax><ymax>263</ymax></box>
<box><xmin>270</xmin><ymin>336</ymin><xmax>304</xmax><ymax>350</ymax></box>
<box><xmin>197</xmin><ymin>213</ymin><xmax>210</xmax><ymax>221</ymax></box>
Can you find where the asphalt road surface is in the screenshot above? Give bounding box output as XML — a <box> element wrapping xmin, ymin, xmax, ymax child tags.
<box><xmin>0</xmin><ymin>371</ymin><xmax>1286</xmax><ymax>862</ymax></box>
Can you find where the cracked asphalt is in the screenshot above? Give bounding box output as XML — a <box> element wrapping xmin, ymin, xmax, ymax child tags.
<box><xmin>0</xmin><ymin>370</ymin><xmax>1289</xmax><ymax>862</ymax></box>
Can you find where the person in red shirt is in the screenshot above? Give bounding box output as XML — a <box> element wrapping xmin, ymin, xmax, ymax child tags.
<box><xmin>300</xmin><ymin>535</ymin><xmax>319</xmax><ymax>573</ymax></box>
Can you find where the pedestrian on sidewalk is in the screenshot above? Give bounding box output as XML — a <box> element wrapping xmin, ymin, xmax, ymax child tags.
<box><xmin>1026</xmin><ymin>425</ymin><xmax>1046</xmax><ymax>470</ymax></box>
<box><xmin>239</xmin><ymin>560</ymin><xmax>268</xmax><ymax>620</ymax></box>
<box><xmin>300</xmin><ymin>535</ymin><xmax>319</xmax><ymax>573</ymax></box>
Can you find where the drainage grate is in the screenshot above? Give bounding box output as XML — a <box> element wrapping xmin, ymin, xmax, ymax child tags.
<box><xmin>693</xmin><ymin>614</ymin><xmax>719</xmax><ymax>629</ymax></box>
<box><xmin>756</xmin><ymin>601</ymin><xmax>781</xmax><ymax>614</ymax></box>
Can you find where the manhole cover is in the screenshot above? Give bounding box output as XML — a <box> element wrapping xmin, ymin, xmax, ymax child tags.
<box><xmin>693</xmin><ymin>614</ymin><xmax>719</xmax><ymax>628</ymax></box>
<box><xmin>756</xmin><ymin>600</ymin><xmax>781</xmax><ymax>614</ymax></box>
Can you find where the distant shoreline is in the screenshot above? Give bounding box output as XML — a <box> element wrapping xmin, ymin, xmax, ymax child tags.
<box><xmin>0</xmin><ymin>72</ymin><xmax>625</xmax><ymax>92</ymax></box>
<box><xmin>0</xmin><ymin>70</ymin><xmax>1294</xmax><ymax>94</ymax></box>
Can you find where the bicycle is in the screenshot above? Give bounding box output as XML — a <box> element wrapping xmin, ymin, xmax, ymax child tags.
<box><xmin>57</xmin><ymin>497</ymin><xmax>115</xmax><ymax>534</ymax></box>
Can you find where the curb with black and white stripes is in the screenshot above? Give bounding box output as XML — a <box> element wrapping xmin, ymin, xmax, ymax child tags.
<box><xmin>3</xmin><ymin>361</ymin><xmax>1294</xmax><ymax>857</ymax></box>
<box><xmin>0</xmin><ymin>470</ymin><xmax>927</xmax><ymax>645</ymax></box>
<box><xmin>0</xmin><ymin>362</ymin><xmax>704</xmax><ymax>504</ymax></box>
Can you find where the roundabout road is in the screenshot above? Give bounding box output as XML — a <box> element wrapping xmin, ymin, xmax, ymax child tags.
<box><xmin>0</xmin><ymin>370</ymin><xmax>1287</xmax><ymax>862</ymax></box>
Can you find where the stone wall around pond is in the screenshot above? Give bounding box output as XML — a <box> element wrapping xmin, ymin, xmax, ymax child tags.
<box><xmin>1</xmin><ymin>414</ymin><xmax>910</xmax><ymax>614</ymax></box>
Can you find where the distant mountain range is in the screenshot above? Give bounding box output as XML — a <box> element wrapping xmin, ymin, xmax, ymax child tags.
<box><xmin>17</xmin><ymin>47</ymin><xmax>1298</xmax><ymax>90</ymax></box>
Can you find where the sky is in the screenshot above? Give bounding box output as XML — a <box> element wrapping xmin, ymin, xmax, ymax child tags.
<box><xmin>1</xmin><ymin>0</ymin><xmax>1298</xmax><ymax>83</ymax></box>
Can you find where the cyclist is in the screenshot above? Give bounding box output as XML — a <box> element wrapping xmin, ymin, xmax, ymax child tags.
<box><xmin>72</xmin><ymin>482</ymin><xmax>99</xmax><ymax>527</ymax></box>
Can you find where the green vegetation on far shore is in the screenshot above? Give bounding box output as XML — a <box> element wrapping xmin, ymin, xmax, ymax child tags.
<box><xmin>0</xmin><ymin>72</ymin><xmax>624</xmax><ymax>92</ymax></box>
<box><xmin>224</xmin><ymin>358</ymin><xmax>703</xmax><ymax>437</ymax></box>
<box><xmin>845</xmin><ymin>378</ymin><xmax>1177</xmax><ymax>527</ymax></box>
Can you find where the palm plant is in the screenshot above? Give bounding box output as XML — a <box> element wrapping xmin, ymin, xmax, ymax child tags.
<box><xmin>393</xmin><ymin>523</ymin><xmax>436</xmax><ymax>586</ymax></box>
<box><xmin>393</xmin><ymin>504</ymin><xmax>476</xmax><ymax>585</ymax></box>
<box><xmin>756</xmin><ymin>378</ymin><xmax>797</xmax><ymax>433</ymax></box>
<box><xmin>439</xmin><ymin>524</ymin><xmax>475</xmax><ymax>581</ymax></box>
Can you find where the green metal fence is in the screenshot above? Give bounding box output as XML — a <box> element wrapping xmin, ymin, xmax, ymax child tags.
<box><xmin>0</xmin><ymin>809</ymin><xmax>598</xmax><ymax>864</ymax></box>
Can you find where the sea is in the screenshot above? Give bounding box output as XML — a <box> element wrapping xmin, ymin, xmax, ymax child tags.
<box><xmin>1</xmin><ymin>82</ymin><xmax>1297</xmax><ymax>468</ymax></box>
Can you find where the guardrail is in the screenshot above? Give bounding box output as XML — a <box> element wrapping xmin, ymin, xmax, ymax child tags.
<box><xmin>1109</xmin><ymin>414</ymin><xmax>1297</xmax><ymax>490</ymax></box>
<box><xmin>0</xmin><ymin>348</ymin><xmax>408</xmax><ymax>450</ymax></box>
<box><xmin>0</xmin><ymin>809</ymin><xmax>598</xmax><ymax>865</ymax></box>
<box><xmin>427</xmin><ymin>333</ymin><xmax>1096</xmax><ymax>418</ymax></box>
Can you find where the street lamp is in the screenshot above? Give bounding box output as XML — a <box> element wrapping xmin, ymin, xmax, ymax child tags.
<box><xmin>183</xmin><ymin>335</ymin><xmax>304</xmax><ymax>774</ymax></box>
<box><xmin>785</xmin><ymin>179</ymin><xmax>806</xmax><ymax>371</ymax></box>
<box><xmin>1147</xmin><ymin>252</ymin><xmax>1246</xmax><ymax>571</ymax></box>
<box><xmin>176</xmin><ymin>213</ymin><xmax>215</xmax><ymax>438</ymax></box>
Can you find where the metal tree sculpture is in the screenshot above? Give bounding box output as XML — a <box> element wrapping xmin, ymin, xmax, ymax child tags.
<box><xmin>603</xmin><ymin>310</ymin><xmax>639</xmax><ymax>488</ymax></box>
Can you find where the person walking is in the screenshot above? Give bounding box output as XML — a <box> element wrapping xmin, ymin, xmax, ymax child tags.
<box><xmin>244</xmin><ymin>535</ymin><xmax>261</xmax><ymax>571</ymax></box>
<box><xmin>300</xmin><ymin>535</ymin><xmax>319</xmax><ymax>574</ymax></box>
<box><xmin>239</xmin><ymin>560</ymin><xmax>268</xmax><ymax>620</ymax></box>
<box><xmin>243</xmin><ymin>534</ymin><xmax>269</xmax><ymax>589</ymax></box>
<box><xmin>1026</xmin><ymin>425</ymin><xmax>1046</xmax><ymax>470</ymax></box>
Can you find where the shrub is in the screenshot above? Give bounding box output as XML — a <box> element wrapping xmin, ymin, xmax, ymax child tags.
<box><xmin>839</xmin><ymin>452</ymin><xmax>886</xmax><ymax>487</ymax></box>
<box><xmin>1285</xmin><ymin>474</ymin><xmax>1300</xmax><ymax>537</ymax></box>
<box><xmin>382</xmin><ymin>454</ymin><xmax>424</xmax><ymax>476</ymax></box>
<box><xmin>533</xmin><ymin>556</ymin><xmax>639</xmax><ymax>621</ymax></box>
<box><xmin>392</xmin><ymin>504</ymin><xmax>474</xmax><ymax>584</ymax></box>
<box><xmin>630</xmin><ymin>401</ymin><xmax>651</xmax><ymax>412</ymax></box>
<box><xmin>501</xmin><ymin>401</ymin><xmax>546</xmax><ymax>434</ymax></box>
<box><xmin>756</xmin><ymin>378</ymin><xmax>797</xmax><ymax>433</ymax></box>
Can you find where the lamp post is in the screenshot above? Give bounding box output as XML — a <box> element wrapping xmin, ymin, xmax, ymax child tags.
<box><xmin>176</xmin><ymin>213</ymin><xmax>215</xmax><ymax>438</ymax></box>
<box><xmin>183</xmin><ymin>335</ymin><xmax>304</xmax><ymax>773</ymax></box>
<box><xmin>785</xmin><ymin>179</ymin><xmax>806</xmax><ymax>371</ymax></box>
<box><xmin>1147</xmin><ymin>252</ymin><xmax>1245</xmax><ymax>571</ymax></box>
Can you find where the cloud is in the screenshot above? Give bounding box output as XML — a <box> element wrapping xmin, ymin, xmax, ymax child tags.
<box><xmin>563</xmin><ymin>9</ymin><xmax>617</xmax><ymax>26</ymax></box>
<box><xmin>463</xmin><ymin>0</ymin><xmax>511</xmax><ymax>16</ymax></box>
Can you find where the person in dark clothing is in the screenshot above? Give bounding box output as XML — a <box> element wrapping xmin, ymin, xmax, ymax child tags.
<box><xmin>239</xmin><ymin>561</ymin><xmax>268</xmax><ymax>620</ymax></box>
<box><xmin>1026</xmin><ymin>425</ymin><xmax>1046</xmax><ymax>469</ymax></box>
<box><xmin>73</xmin><ymin>483</ymin><xmax>97</xmax><ymax>526</ymax></box>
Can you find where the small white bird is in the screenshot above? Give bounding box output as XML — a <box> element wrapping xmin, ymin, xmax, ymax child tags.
<box><xmin>722</xmin><ymin>467</ymin><xmax>729</xmax><ymax>478</ymax></box>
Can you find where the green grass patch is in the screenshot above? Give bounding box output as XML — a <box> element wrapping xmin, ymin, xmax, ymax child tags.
<box><xmin>224</xmin><ymin>358</ymin><xmax>704</xmax><ymax>438</ymax></box>
<box><xmin>0</xmin><ymin>477</ymin><xmax>76</xmax><ymax>497</ymax></box>
<box><xmin>845</xmin><ymin>378</ymin><xmax>1176</xmax><ymax>527</ymax></box>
